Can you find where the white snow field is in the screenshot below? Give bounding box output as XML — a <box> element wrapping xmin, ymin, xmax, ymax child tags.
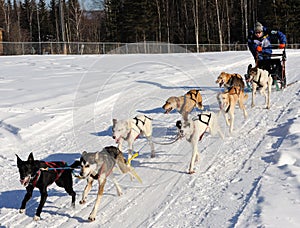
<box><xmin>0</xmin><ymin>50</ymin><xmax>299</xmax><ymax>228</ymax></box>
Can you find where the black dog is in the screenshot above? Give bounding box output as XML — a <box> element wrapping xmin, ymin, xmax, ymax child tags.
<box><xmin>16</xmin><ymin>153</ymin><xmax>80</xmax><ymax>220</ymax></box>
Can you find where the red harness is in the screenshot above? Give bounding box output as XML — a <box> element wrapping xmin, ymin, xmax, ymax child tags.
<box><xmin>32</xmin><ymin>162</ymin><xmax>66</xmax><ymax>187</ymax></box>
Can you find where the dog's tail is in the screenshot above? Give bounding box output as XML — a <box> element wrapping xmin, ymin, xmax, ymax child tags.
<box><xmin>208</xmin><ymin>112</ymin><xmax>224</xmax><ymax>139</ymax></box>
<box><xmin>115</xmin><ymin>152</ymin><xmax>130</xmax><ymax>173</ymax></box>
<box><xmin>115</xmin><ymin>152</ymin><xmax>142</xmax><ymax>183</ymax></box>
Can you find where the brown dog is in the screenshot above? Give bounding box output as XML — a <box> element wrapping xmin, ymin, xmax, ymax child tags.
<box><xmin>216</xmin><ymin>72</ymin><xmax>245</xmax><ymax>91</ymax></box>
<box><xmin>217</xmin><ymin>86</ymin><xmax>248</xmax><ymax>133</ymax></box>
<box><xmin>162</xmin><ymin>89</ymin><xmax>204</xmax><ymax>119</ymax></box>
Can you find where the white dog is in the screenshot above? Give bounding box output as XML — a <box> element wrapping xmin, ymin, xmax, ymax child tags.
<box><xmin>217</xmin><ymin>86</ymin><xmax>248</xmax><ymax>133</ymax></box>
<box><xmin>176</xmin><ymin>111</ymin><xmax>224</xmax><ymax>174</ymax></box>
<box><xmin>112</xmin><ymin>115</ymin><xmax>155</xmax><ymax>158</ymax></box>
<box><xmin>247</xmin><ymin>67</ymin><xmax>273</xmax><ymax>109</ymax></box>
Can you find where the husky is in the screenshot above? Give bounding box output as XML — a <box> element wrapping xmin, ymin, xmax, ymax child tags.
<box><xmin>162</xmin><ymin>89</ymin><xmax>204</xmax><ymax>120</ymax></box>
<box><xmin>217</xmin><ymin>86</ymin><xmax>248</xmax><ymax>133</ymax></box>
<box><xmin>247</xmin><ymin>67</ymin><xmax>273</xmax><ymax>109</ymax></box>
<box><xmin>176</xmin><ymin>111</ymin><xmax>224</xmax><ymax>174</ymax></box>
<box><xmin>16</xmin><ymin>153</ymin><xmax>78</xmax><ymax>221</ymax></box>
<box><xmin>216</xmin><ymin>72</ymin><xmax>245</xmax><ymax>91</ymax></box>
<box><xmin>78</xmin><ymin>146</ymin><xmax>141</xmax><ymax>222</ymax></box>
<box><xmin>112</xmin><ymin>115</ymin><xmax>155</xmax><ymax>158</ymax></box>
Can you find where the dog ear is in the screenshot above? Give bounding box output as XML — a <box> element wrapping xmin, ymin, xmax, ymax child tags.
<box><xmin>82</xmin><ymin>151</ymin><xmax>87</xmax><ymax>156</ymax></box>
<box><xmin>16</xmin><ymin>154</ymin><xmax>22</xmax><ymax>166</ymax></box>
<box><xmin>27</xmin><ymin>152</ymin><xmax>34</xmax><ymax>163</ymax></box>
<box><xmin>94</xmin><ymin>152</ymin><xmax>99</xmax><ymax>161</ymax></box>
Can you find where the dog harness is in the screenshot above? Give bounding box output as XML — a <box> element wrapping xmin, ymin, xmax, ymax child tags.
<box><xmin>252</xmin><ymin>71</ymin><xmax>271</xmax><ymax>86</ymax></box>
<box><xmin>186</xmin><ymin>90</ymin><xmax>199</xmax><ymax>104</ymax></box>
<box><xmin>252</xmin><ymin>74</ymin><xmax>262</xmax><ymax>85</ymax></box>
<box><xmin>196</xmin><ymin>113</ymin><xmax>211</xmax><ymax>126</ymax></box>
<box><xmin>31</xmin><ymin>162</ymin><xmax>66</xmax><ymax>187</ymax></box>
<box><xmin>192</xmin><ymin>113</ymin><xmax>211</xmax><ymax>141</ymax></box>
<box><xmin>128</xmin><ymin>115</ymin><xmax>152</xmax><ymax>140</ymax></box>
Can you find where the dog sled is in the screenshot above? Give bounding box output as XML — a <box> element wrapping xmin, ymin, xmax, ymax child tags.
<box><xmin>245</xmin><ymin>48</ymin><xmax>287</xmax><ymax>91</ymax></box>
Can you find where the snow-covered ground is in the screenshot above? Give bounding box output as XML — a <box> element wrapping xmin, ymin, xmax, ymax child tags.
<box><xmin>0</xmin><ymin>50</ymin><xmax>299</xmax><ymax>228</ymax></box>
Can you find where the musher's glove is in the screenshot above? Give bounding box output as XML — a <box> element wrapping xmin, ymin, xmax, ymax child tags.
<box><xmin>279</xmin><ymin>43</ymin><xmax>285</xmax><ymax>49</ymax></box>
<box><xmin>256</xmin><ymin>46</ymin><xmax>262</xmax><ymax>52</ymax></box>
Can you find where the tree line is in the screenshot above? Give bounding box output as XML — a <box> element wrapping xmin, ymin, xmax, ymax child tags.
<box><xmin>0</xmin><ymin>0</ymin><xmax>299</xmax><ymax>46</ymax></box>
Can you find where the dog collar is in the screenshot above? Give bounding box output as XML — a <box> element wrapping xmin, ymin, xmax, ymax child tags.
<box><xmin>31</xmin><ymin>170</ymin><xmax>42</xmax><ymax>187</ymax></box>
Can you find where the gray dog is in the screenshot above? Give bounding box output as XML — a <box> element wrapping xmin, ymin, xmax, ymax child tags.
<box><xmin>78</xmin><ymin>146</ymin><xmax>141</xmax><ymax>221</ymax></box>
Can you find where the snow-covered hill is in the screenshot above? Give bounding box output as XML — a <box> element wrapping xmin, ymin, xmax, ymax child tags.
<box><xmin>0</xmin><ymin>50</ymin><xmax>299</xmax><ymax>228</ymax></box>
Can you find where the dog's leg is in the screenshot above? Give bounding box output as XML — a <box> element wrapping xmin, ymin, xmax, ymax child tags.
<box><xmin>19</xmin><ymin>185</ymin><xmax>34</xmax><ymax>214</ymax></box>
<box><xmin>229</xmin><ymin>107</ymin><xmax>234</xmax><ymax>133</ymax></box>
<box><xmin>111</xmin><ymin>176</ymin><xmax>123</xmax><ymax>196</ymax></box>
<box><xmin>117</xmin><ymin>138</ymin><xmax>124</xmax><ymax>152</ymax></box>
<box><xmin>223</xmin><ymin>111</ymin><xmax>230</xmax><ymax>127</ymax></box>
<box><xmin>147</xmin><ymin>136</ymin><xmax>155</xmax><ymax>158</ymax></box>
<box><xmin>56</xmin><ymin>173</ymin><xmax>76</xmax><ymax>207</ymax></box>
<box><xmin>251</xmin><ymin>83</ymin><xmax>257</xmax><ymax>108</ymax></box>
<box><xmin>260</xmin><ymin>84</ymin><xmax>268</xmax><ymax>109</ymax></box>
<box><xmin>239</xmin><ymin>95</ymin><xmax>248</xmax><ymax>119</ymax></box>
<box><xmin>188</xmin><ymin>139</ymin><xmax>199</xmax><ymax>174</ymax></box>
<box><xmin>34</xmin><ymin>186</ymin><xmax>48</xmax><ymax>220</ymax></box>
<box><xmin>127</xmin><ymin>139</ymin><xmax>134</xmax><ymax>161</ymax></box>
<box><xmin>80</xmin><ymin>177</ymin><xmax>94</xmax><ymax>204</ymax></box>
<box><xmin>64</xmin><ymin>186</ymin><xmax>76</xmax><ymax>208</ymax></box>
<box><xmin>267</xmin><ymin>78</ymin><xmax>272</xmax><ymax>109</ymax></box>
<box><xmin>88</xmin><ymin>175</ymin><xmax>106</xmax><ymax>221</ymax></box>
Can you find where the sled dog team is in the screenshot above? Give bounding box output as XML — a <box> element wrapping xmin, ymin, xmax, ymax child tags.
<box><xmin>16</xmin><ymin>66</ymin><xmax>272</xmax><ymax>222</ymax></box>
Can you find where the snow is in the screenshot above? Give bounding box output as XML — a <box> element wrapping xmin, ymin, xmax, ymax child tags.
<box><xmin>0</xmin><ymin>50</ymin><xmax>299</xmax><ymax>228</ymax></box>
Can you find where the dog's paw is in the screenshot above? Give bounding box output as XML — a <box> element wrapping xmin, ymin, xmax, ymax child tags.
<box><xmin>33</xmin><ymin>215</ymin><xmax>40</xmax><ymax>221</ymax></box>
<box><xmin>79</xmin><ymin>199</ymin><xmax>86</xmax><ymax>204</ymax></box>
<box><xmin>19</xmin><ymin>209</ymin><xmax>25</xmax><ymax>214</ymax></box>
<box><xmin>151</xmin><ymin>154</ymin><xmax>155</xmax><ymax>158</ymax></box>
<box><xmin>188</xmin><ymin>170</ymin><xmax>195</xmax><ymax>174</ymax></box>
<box><xmin>88</xmin><ymin>216</ymin><xmax>96</xmax><ymax>222</ymax></box>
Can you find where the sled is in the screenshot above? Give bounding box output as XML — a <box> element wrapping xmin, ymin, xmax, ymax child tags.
<box><xmin>245</xmin><ymin>49</ymin><xmax>287</xmax><ymax>91</ymax></box>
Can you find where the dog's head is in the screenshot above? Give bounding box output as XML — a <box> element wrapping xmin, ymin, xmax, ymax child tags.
<box><xmin>217</xmin><ymin>92</ymin><xmax>230</xmax><ymax>110</ymax></box>
<box><xmin>216</xmin><ymin>72</ymin><xmax>231</xmax><ymax>87</ymax></box>
<box><xmin>16</xmin><ymin>153</ymin><xmax>37</xmax><ymax>187</ymax></box>
<box><xmin>176</xmin><ymin>119</ymin><xmax>194</xmax><ymax>139</ymax></box>
<box><xmin>247</xmin><ymin>67</ymin><xmax>258</xmax><ymax>82</ymax></box>
<box><xmin>162</xmin><ymin>97</ymin><xmax>178</xmax><ymax>114</ymax></box>
<box><xmin>79</xmin><ymin>152</ymin><xmax>98</xmax><ymax>178</ymax></box>
<box><xmin>112</xmin><ymin>119</ymin><xmax>130</xmax><ymax>143</ymax></box>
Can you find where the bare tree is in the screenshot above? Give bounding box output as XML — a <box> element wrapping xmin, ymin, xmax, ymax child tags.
<box><xmin>225</xmin><ymin>0</ymin><xmax>231</xmax><ymax>46</ymax></box>
<box><xmin>192</xmin><ymin>0</ymin><xmax>200</xmax><ymax>52</ymax></box>
<box><xmin>155</xmin><ymin>0</ymin><xmax>162</xmax><ymax>42</ymax></box>
<box><xmin>1</xmin><ymin>0</ymin><xmax>11</xmax><ymax>41</ymax></box>
<box><xmin>215</xmin><ymin>0</ymin><xmax>223</xmax><ymax>51</ymax></box>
